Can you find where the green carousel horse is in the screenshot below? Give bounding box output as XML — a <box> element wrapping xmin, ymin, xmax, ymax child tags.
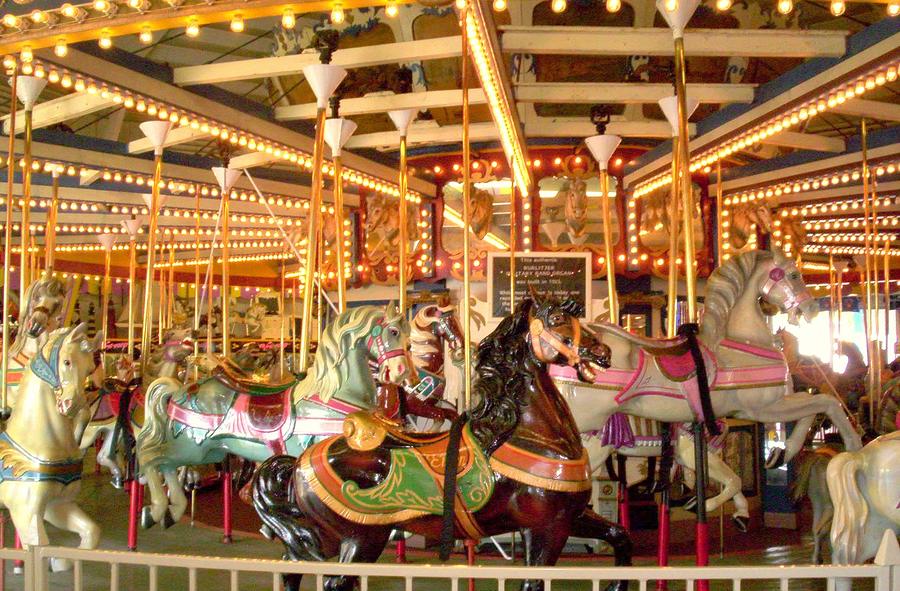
<box><xmin>136</xmin><ymin>303</ymin><xmax>414</xmax><ymax>529</ymax></box>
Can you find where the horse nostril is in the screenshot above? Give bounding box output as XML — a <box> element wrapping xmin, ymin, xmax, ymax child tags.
<box><xmin>396</xmin><ymin>363</ymin><xmax>406</xmax><ymax>375</ymax></box>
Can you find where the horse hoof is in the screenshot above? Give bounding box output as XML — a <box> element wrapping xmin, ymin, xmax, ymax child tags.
<box><xmin>140</xmin><ymin>507</ymin><xmax>157</xmax><ymax>530</ymax></box>
<box><xmin>732</xmin><ymin>515</ymin><xmax>749</xmax><ymax>533</ymax></box>
<box><xmin>683</xmin><ymin>496</ymin><xmax>698</xmax><ymax>513</ymax></box>
<box><xmin>112</xmin><ymin>476</ymin><xmax>125</xmax><ymax>490</ymax></box>
<box><xmin>162</xmin><ymin>509</ymin><xmax>176</xmax><ymax>529</ymax></box>
<box><xmin>765</xmin><ymin>447</ymin><xmax>786</xmax><ymax>470</ymax></box>
<box><xmin>260</xmin><ymin>525</ymin><xmax>273</xmax><ymax>540</ymax></box>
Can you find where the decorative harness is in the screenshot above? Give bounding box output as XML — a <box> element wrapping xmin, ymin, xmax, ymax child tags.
<box><xmin>529</xmin><ymin>315</ymin><xmax>582</xmax><ymax>365</ymax></box>
<box><xmin>761</xmin><ymin>266</ymin><xmax>812</xmax><ymax>313</ymax></box>
<box><xmin>30</xmin><ymin>334</ymin><xmax>66</xmax><ymax>396</ymax></box>
<box><xmin>366</xmin><ymin>318</ymin><xmax>408</xmax><ymax>366</ymax></box>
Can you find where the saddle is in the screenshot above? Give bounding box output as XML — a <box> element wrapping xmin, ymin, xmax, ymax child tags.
<box><xmin>212</xmin><ymin>358</ymin><xmax>297</xmax><ymax>396</ymax></box>
<box><xmin>343</xmin><ymin>411</ymin><xmax>450</xmax><ymax>451</ymax></box>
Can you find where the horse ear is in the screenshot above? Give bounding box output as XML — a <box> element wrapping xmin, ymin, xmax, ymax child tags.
<box><xmin>384</xmin><ymin>300</ymin><xmax>400</xmax><ymax>321</ymax></box>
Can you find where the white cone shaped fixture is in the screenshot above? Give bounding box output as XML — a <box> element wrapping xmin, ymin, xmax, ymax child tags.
<box><xmin>303</xmin><ymin>64</ymin><xmax>347</xmax><ymax>109</ymax></box>
<box><xmin>97</xmin><ymin>233</ymin><xmax>117</xmax><ymax>251</ymax></box>
<box><xmin>141</xmin><ymin>192</ymin><xmax>170</xmax><ymax>209</ymax></box>
<box><xmin>139</xmin><ymin>121</ymin><xmax>173</xmax><ymax>155</ymax></box>
<box><xmin>324</xmin><ymin>117</ymin><xmax>358</xmax><ymax>158</ymax></box>
<box><xmin>212</xmin><ymin>166</ymin><xmax>242</xmax><ymax>196</ymax></box>
<box><xmin>121</xmin><ymin>218</ymin><xmax>142</xmax><ymax>238</ymax></box>
<box><xmin>656</xmin><ymin>0</ymin><xmax>700</xmax><ymax>38</ymax></box>
<box><xmin>658</xmin><ymin>95</ymin><xmax>700</xmax><ymax>137</ymax></box>
<box><xmin>388</xmin><ymin>109</ymin><xmax>418</xmax><ymax>137</ymax></box>
<box><xmin>15</xmin><ymin>75</ymin><xmax>47</xmax><ymax>112</ymax></box>
<box><xmin>585</xmin><ymin>134</ymin><xmax>622</xmax><ymax>171</ymax></box>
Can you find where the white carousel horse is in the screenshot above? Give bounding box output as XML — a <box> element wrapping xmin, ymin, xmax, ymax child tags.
<box><xmin>554</xmin><ymin>249</ymin><xmax>863</xmax><ymax>518</ymax></box>
<box><xmin>0</xmin><ymin>325</ymin><xmax>102</xmax><ymax>571</ymax></box>
<box><xmin>828</xmin><ymin>429</ymin><xmax>899</xmax><ymax>591</ymax></box>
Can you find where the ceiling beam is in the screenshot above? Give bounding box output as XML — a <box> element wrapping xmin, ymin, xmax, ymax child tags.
<box><xmin>39</xmin><ymin>47</ymin><xmax>435</xmax><ymax>197</ymax></box>
<box><xmin>346</xmin><ymin>123</ymin><xmax>498</xmax><ymax>150</ymax></box>
<box><xmin>830</xmin><ymin>98</ymin><xmax>900</xmax><ymax>123</ymax></box>
<box><xmin>501</xmin><ymin>26</ymin><xmax>847</xmax><ymax>58</ymax></box>
<box><xmin>276</xmin><ymin>89</ymin><xmax>487</xmax><ymax>122</ymax></box>
<box><xmin>229</xmin><ymin>151</ymin><xmax>280</xmax><ymax>170</ymax></box>
<box><xmin>515</xmin><ymin>82</ymin><xmax>755</xmax><ymax>104</ymax></box>
<box><xmin>127</xmin><ymin>125</ymin><xmax>212</xmax><ymax>154</ymax></box>
<box><xmin>527</xmin><ymin>118</ymin><xmax>693</xmax><ymax>139</ymax></box>
<box><xmin>759</xmin><ymin>131</ymin><xmax>846</xmax><ymax>153</ymax></box>
<box><xmin>174</xmin><ymin>36</ymin><xmax>462</xmax><ymax>86</ymax></box>
<box><xmin>2</xmin><ymin>93</ymin><xmax>116</xmax><ymax>135</ymax></box>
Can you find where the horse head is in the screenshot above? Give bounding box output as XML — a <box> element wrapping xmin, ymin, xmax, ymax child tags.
<box><xmin>21</xmin><ymin>273</ymin><xmax>66</xmax><ymax>339</ymax></box>
<box><xmin>527</xmin><ymin>296</ymin><xmax>611</xmax><ymax>383</ymax></box>
<box><xmin>35</xmin><ymin>324</ymin><xmax>98</xmax><ymax>418</ymax></box>
<box><xmin>759</xmin><ymin>248</ymin><xmax>818</xmax><ymax>326</ymax></box>
<box><xmin>367</xmin><ymin>302</ymin><xmax>413</xmax><ymax>386</ymax></box>
<box><xmin>563</xmin><ymin>179</ymin><xmax>589</xmax><ymax>239</ymax></box>
<box><xmin>433</xmin><ymin>303</ymin><xmax>466</xmax><ymax>364</ymax></box>
<box><xmin>160</xmin><ymin>328</ymin><xmax>195</xmax><ymax>365</ymax></box>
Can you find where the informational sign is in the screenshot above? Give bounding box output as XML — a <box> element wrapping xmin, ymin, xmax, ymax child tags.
<box><xmin>487</xmin><ymin>252</ymin><xmax>591</xmax><ymax>319</ymax></box>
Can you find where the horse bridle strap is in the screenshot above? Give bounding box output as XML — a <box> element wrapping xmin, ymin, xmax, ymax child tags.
<box><xmin>367</xmin><ymin>320</ymin><xmax>406</xmax><ymax>366</ymax></box>
<box><xmin>762</xmin><ymin>266</ymin><xmax>812</xmax><ymax>312</ymax></box>
<box><xmin>529</xmin><ymin>317</ymin><xmax>581</xmax><ymax>366</ymax></box>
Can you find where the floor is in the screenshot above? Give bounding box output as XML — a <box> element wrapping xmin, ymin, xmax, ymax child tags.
<box><xmin>0</xmin><ymin>469</ymin><xmax>873</xmax><ymax>591</ymax></box>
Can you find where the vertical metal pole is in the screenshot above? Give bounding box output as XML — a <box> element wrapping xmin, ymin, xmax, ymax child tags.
<box><xmin>860</xmin><ymin>119</ymin><xmax>877</xmax><ymax>419</ymax></box>
<box><xmin>157</xmin><ymin>235</ymin><xmax>166</xmax><ymax>345</ymax></box>
<box><xmin>206</xmin><ymin>253</ymin><xmax>215</xmax><ymax>356</ymax></box>
<box><xmin>316</xmin><ymin>219</ymin><xmax>323</xmax><ymax>345</ymax></box>
<box><xmin>19</xmin><ymin>109</ymin><xmax>33</xmax><ymax>299</ymax></box>
<box><xmin>674</xmin><ymin>37</ymin><xmax>697</xmax><ymax>323</ymax></box>
<box><xmin>666</xmin><ymin>136</ymin><xmax>681</xmax><ymax>337</ymax></box>
<box><xmin>601</xmin><ymin>170</ymin><xmax>619</xmax><ymax>324</ymax></box>
<box><xmin>461</xmin><ymin>2</ymin><xmax>473</xmax><ymax>411</ymax></box>
<box><xmin>0</xmin><ymin>66</ymin><xmax>17</xmax><ymax>419</ymax></box>
<box><xmin>280</xmin><ymin>250</ymin><xmax>286</xmax><ymax>378</ymax></box>
<box><xmin>334</xmin><ymin>156</ymin><xmax>347</xmax><ymax>313</ymax></box>
<box><xmin>829</xmin><ymin>254</ymin><xmax>836</xmax><ymax>368</ymax></box>
<box><xmin>44</xmin><ymin>171</ymin><xmax>60</xmax><ymax>270</ymax></box>
<box><xmin>167</xmin><ymin>237</ymin><xmax>175</xmax><ymax>334</ymax></box>
<box><xmin>140</xmin><ymin>152</ymin><xmax>164</xmax><ymax>377</ymax></box>
<box><xmin>292</xmin><ymin>277</ymin><xmax>298</xmax><ymax>370</ymax></box>
<box><xmin>398</xmin><ymin>132</ymin><xmax>409</xmax><ymax>313</ymax></box>
<box><xmin>100</xmin><ymin>247</ymin><xmax>112</xmax><ymax>348</ymax></box>
<box><xmin>193</xmin><ymin>186</ymin><xmax>201</xmax><ymax>378</ymax></box>
<box><xmin>509</xmin><ymin>175</ymin><xmax>517</xmax><ymax>310</ymax></box>
<box><xmin>298</xmin><ymin>107</ymin><xmax>328</xmax><ymax>374</ymax></box>
<box><xmin>884</xmin><ymin>237</ymin><xmax>891</xmax><ymax>364</ymax></box>
<box><xmin>715</xmin><ymin>159</ymin><xmax>723</xmax><ymax>267</ymax></box>
<box><xmin>127</xmin><ymin>236</ymin><xmax>137</xmax><ymax>361</ymax></box>
<box><xmin>221</xmin><ymin>190</ymin><xmax>231</xmax><ymax>357</ymax></box>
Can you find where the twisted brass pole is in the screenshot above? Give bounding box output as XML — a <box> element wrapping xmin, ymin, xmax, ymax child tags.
<box><xmin>0</xmin><ymin>66</ymin><xmax>17</xmax><ymax>419</ymax></box>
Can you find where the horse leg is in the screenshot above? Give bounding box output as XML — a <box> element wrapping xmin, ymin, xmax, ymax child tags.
<box><xmin>765</xmin><ymin>413</ymin><xmax>817</xmax><ymax>469</ymax></box>
<box><xmin>141</xmin><ymin>466</ymin><xmax>169</xmax><ymax>529</ymax></box>
<box><xmin>43</xmin><ymin>500</ymin><xmax>101</xmax><ymax>572</ymax></box>
<box><xmin>163</xmin><ymin>469</ymin><xmax>188</xmax><ymax>526</ymax></box>
<box><xmin>570</xmin><ymin>508</ymin><xmax>632</xmax><ymax>591</ymax></box>
<box><xmin>522</xmin><ymin>525</ymin><xmax>571</xmax><ymax>591</ymax></box>
<box><xmin>700</xmin><ymin>447</ymin><xmax>747</xmax><ymax>533</ymax></box>
<box><xmin>325</xmin><ymin>528</ymin><xmax>392</xmax><ymax>591</ymax></box>
<box><xmin>97</xmin><ymin>426</ymin><xmax>124</xmax><ymax>487</ymax></box>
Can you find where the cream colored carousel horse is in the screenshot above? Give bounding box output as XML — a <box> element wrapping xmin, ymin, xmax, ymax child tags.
<box><xmin>0</xmin><ymin>325</ymin><xmax>101</xmax><ymax>571</ymax></box>
<box><xmin>828</xmin><ymin>429</ymin><xmax>899</xmax><ymax>591</ymax></box>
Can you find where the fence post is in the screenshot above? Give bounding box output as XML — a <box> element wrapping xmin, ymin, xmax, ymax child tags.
<box><xmin>873</xmin><ymin>529</ymin><xmax>900</xmax><ymax>591</ymax></box>
<box><xmin>27</xmin><ymin>546</ymin><xmax>39</xmax><ymax>591</ymax></box>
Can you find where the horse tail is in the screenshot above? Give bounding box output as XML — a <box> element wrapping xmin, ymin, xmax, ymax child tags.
<box><xmin>135</xmin><ymin>378</ymin><xmax>179</xmax><ymax>469</ymax></box>
<box><xmin>252</xmin><ymin>455</ymin><xmax>325</xmax><ymax>562</ymax></box>
<box><xmin>827</xmin><ymin>450</ymin><xmax>868</xmax><ymax>565</ymax></box>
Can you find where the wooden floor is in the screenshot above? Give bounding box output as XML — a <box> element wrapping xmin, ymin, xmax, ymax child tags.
<box><xmin>0</xmin><ymin>471</ymin><xmax>873</xmax><ymax>591</ymax></box>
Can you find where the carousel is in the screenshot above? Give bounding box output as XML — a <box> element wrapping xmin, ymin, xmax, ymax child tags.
<box><xmin>0</xmin><ymin>0</ymin><xmax>896</xmax><ymax>589</ymax></box>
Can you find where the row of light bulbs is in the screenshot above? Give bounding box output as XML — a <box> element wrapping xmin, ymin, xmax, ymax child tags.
<box><xmin>488</xmin><ymin>0</ymin><xmax>899</xmax><ymax>16</ymax></box>
<box><xmin>808</xmin><ymin>231</ymin><xmax>898</xmax><ymax>243</ymax></box>
<box><xmin>802</xmin><ymin>215</ymin><xmax>900</xmax><ymax>231</ymax></box>
<box><xmin>804</xmin><ymin>244</ymin><xmax>900</xmax><ymax>257</ymax></box>
<box><xmin>779</xmin><ymin>195</ymin><xmax>900</xmax><ymax>219</ymax></box>
<box><xmin>634</xmin><ymin>60</ymin><xmax>899</xmax><ymax>199</ymax></box>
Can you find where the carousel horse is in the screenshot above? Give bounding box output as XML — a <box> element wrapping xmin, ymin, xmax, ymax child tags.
<box><xmin>563</xmin><ymin>178</ymin><xmax>589</xmax><ymax>245</ymax></box>
<box><xmin>79</xmin><ymin>328</ymin><xmax>196</xmax><ymax>487</ymax></box>
<box><xmin>252</xmin><ymin>297</ymin><xmax>631</xmax><ymax>591</ymax></box>
<box><xmin>827</xmin><ymin>429</ymin><xmax>899</xmax><ymax>591</ymax></box>
<box><xmin>553</xmin><ymin>249</ymin><xmax>862</xmax><ymax>497</ymax></box>
<box><xmin>136</xmin><ymin>303</ymin><xmax>413</xmax><ymax>530</ymax></box>
<box><xmin>4</xmin><ymin>273</ymin><xmax>68</xmax><ymax>412</ymax></box>
<box><xmin>401</xmin><ymin>303</ymin><xmax>465</xmax><ymax>430</ymax></box>
<box><xmin>0</xmin><ymin>325</ymin><xmax>102</xmax><ymax>571</ymax></box>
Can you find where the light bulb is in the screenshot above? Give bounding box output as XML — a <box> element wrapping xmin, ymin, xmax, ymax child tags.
<box><xmin>139</xmin><ymin>26</ymin><xmax>152</xmax><ymax>44</ymax></box>
<box><xmin>492</xmin><ymin>0</ymin><xmax>507</xmax><ymax>10</ymax></box>
<box><xmin>30</xmin><ymin>10</ymin><xmax>47</xmax><ymax>23</ymax></box>
<box><xmin>186</xmin><ymin>18</ymin><xmax>199</xmax><ymax>37</ymax></box>
<box><xmin>54</xmin><ymin>38</ymin><xmax>68</xmax><ymax>57</ymax></box>
<box><xmin>2</xmin><ymin>14</ymin><xmax>18</xmax><ymax>28</ymax></box>
<box><xmin>551</xmin><ymin>0</ymin><xmax>567</xmax><ymax>12</ymax></box>
<box><xmin>777</xmin><ymin>0</ymin><xmax>793</xmax><ymax>14</ymax></box>
<box><xmin>606</xmin><ymin>0</ymin><xmax>621</xmax><ymax>11</ymax></box>
<box><xmin>888</xmin><ymin>2</ymin><xmax>900</xmax><ymax>15</ymax></box>
<box><xmin>230</xmin><ymin>14</ymin><xmax>244</xmax><ymax>32</ymax></box>
<box><xmin>92</xmin><ymin>0</ymin><xmax>109</xmax><ymax>12</ymax></box>
<box><xmin>20</xmin><ymin>46</ymin><xmax>33</xmax><ymax>63</ymax></box>
<box><xmin>99</xmin><ymin>31</ymin><xmax>112</xmax><ymax>49</ymax></box>
<box><xmin>61</xmin><ymin>4</ymin><xmax>77</xmax><ymax>18</ymax></box>
<box><xmin>281</xmin><ymin>8</ymin><xmax>295</xmax><ymax>28</ymax></box>
<box><xmin>664</xmin><ymin>0</ymin><xmax>678</xmax><ymax>11</ymax></box>
<box><xmin>830</xmin><ymin>0</ymin><xmax>845</xmax><ymax>16</ymax></box>
<box><xmin>331</xmin><ymin>2</ymin><xmax>345</xmax><ymax>23</ymax></box>
<box><xmin>455</xmin><ymin>0</ymin><xmax>466</xmax><ymax>9</ymax></box>
<box><xmin>716</xmin><ymin>0</ymin><xmax>732</xmax><ymax>9</ymax></box>
<box><xmin>386</xmin><ymin>0</ymin><xmax>399</xmax><ymax>16</ymax></box>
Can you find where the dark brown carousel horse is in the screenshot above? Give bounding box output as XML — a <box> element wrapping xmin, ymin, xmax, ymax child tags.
<box><xmin>253</xmin><ymin>297</ymin><xmax>632</xmax><ymax>591</ymax></box>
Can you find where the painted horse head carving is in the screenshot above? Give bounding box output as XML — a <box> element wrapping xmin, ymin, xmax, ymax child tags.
<box><xmin>32</xmin><ymin>324</ymin><xmax>99</xmax><ymax>418</ymax></box>
<box><xmin>526</xmin><ymin>297</ymin><xmax>611</xmax><ymax>382</ymax></box>
<box><xmin>364</xmin><ymin>302</ymin><xmax>412</xmax><ymax>386</ymax></box>
<box><xmin>759</xmin><ymin>249</ymin><xmax>817</xmax><ymax>325</ymax></box>
<box><xmin>415</xmin><ymin>303</ymin><xmax>465</xmax><ymax>365</ymax></box>
<box><xmin>19</xmin><ymin>273</ymin><xmax>66</xmax><ymax>340</ymax></box>
<box><xmin>563</xmin><ymin>178</ymin><xmax>589</xmax><ymax>240</ymax></box>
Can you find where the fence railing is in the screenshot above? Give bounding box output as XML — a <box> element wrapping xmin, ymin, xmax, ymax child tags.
<box><xmin>1</xmin><ymin>543</ymin><xmax>891</xmax><ymax>591</ymax></box>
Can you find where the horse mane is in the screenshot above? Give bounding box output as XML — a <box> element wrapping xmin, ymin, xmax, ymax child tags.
<box><xmin>468</xmin><ymin>298</ymin><xmax>534</xmax><ymax>454</ymax></box>
<box><xmin>11</xmin><ymin>274</ymin><xmax>65</xmax><ymax>357</ymax></box>
<box><xmin>700</xmin><ymin>249</ymin><xmax>773</xmax><ymax>346</ymax></box>
<box><xmin>299</xmin><ymin>305</ymin><xmax>403</xmax><ymax>403</ymax></box>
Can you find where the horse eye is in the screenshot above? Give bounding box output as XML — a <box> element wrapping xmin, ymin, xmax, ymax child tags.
<box><xmin>389</xmin><ymin>327</ymin><xmax>399</xmax><ymax>337</ymax></box>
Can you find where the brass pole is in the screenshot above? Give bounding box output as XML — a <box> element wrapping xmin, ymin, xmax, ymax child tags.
<box><xmin>600</xmin><ymin>169</ymin><xmax>619</xmax><ymax>324</ymax></box>
<box><xmin>829</xmin><ymin>254</ymin><xmax>836</xmax><ymax>368</ymax></box>
<box><xmin>44</xmin><ymin>171</ymin><xmax>60</xmax><ymax>270</ymax></box>
<box><xmin>461</xmin><ymin>2</ymin><xmax>473</xmax><ymax>411</ymax></box>
<box><xmin>334</xmin><ymin>156</ymin><xmax>347</xmax><ymax>313</ymax></box>
<box><xmin>860</xmin><ymin>119</ymin><xmax>877</xmax><ymax>417</ymax></box>
<box><xmin>298</xmin><ymin>107</ymin><xmax>328</xmax><ymax>375</ymax></box>
<box><xmin>100</xmin><ymin>245</ymin><xmax>113</xmax><ymax>349</ymax></box>
<box><xmin>715</xmin><ymin>159</ymin><xmax>723</xmax><ymax>267</ymax></box>
<box><xmin>666</xmin><ymin>135</ymin><xmax>681</xmax><ymax>337</ymax></box>
<box><xmin>292</xmin><ymin>277</ymin><xmax>298</xmax><ymax>371</ymax></box>
<box><xmin>127</xmin><ymin>233</ymin><xmax>137</xmax><ymax>361</ymax></box>
<box><xmin>316</xmin><ymin>214</ymin><xmax>323</xmax><ymax>345</ymax></box>
<box><xmin>674</xmin><ymin>36</ymin><xmax>697</xmax><ymax>323</ymax></box>
<box><xmin>0</xmin><ymin>65</ymin><xmax>17</xmax><ymax>419</ymax></box>
<box><xmin>157</xmin><ymin>234</ymin><xmax>166</xmax><ymax>344</ymax></box>
<box><xmin>836</xmin><ymin>266</ymin><xmax>843</xmax><ymax>361</ymax></box>
<box><xmin>19</xmin><ymin>108</ymin><xmax>33</xmax><ymax>302</ymax></box>
<box><xmin>398</xmin><ymin>131</ymin><xmax>409</xmax><ymax>313</ymax></box>
<box><xmin>139</xmin><ymin>151</ymin><xmax>164</xmax><ymax>377</ymax></box>
<box><xmin>221</xmin><ymin>190</ymin><xmax>231</xmax><ymax>357</ymax></box>
<box><xmin>280</xmin><ymin>249</ymin><xmax>286</xmax><ymax>378</ymax></box>
<box><xmin>509</xmin><ymin>175</ymin><xmax>517</xmax><ymax>310</ymax></box>
<box><xmin>206</xmin><ymin>254</ymin><xmax>215</xmax><ymax>357</ymax></box>
<box><xmin>883</xmin><ymin>237</ymin><xmax>891</xmax><ymax>364</ymax></box>
<box><xmin>193</xmin><ymin>185</ymin><xmax>201</xmax><ymax>378</ymax></box>
<box><xmin>167</xmin><ymin>236</ymin><xmax>175</xmax><ymax>334</ymax></box>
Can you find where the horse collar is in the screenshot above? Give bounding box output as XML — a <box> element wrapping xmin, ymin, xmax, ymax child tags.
<box><xmin>31</xmin><ymin>336</ymin><xmax>64</xmax><ymax>391</ymax></box>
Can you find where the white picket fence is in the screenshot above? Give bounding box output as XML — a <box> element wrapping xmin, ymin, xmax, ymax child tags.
<box><xmin>0</xmin><ymin>540</ymin><xmax>891</xmax><ymax>591</ymax></box>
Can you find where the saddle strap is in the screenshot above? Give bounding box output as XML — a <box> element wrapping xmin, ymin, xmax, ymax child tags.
<box><xmin>439</xmin><ymin>413</ymin><xmax>468</xmax><ymax>562</ymax></box>
<box><xmin>677</xmin><ymin>323</ymin><xmax>720</xmax><ymax>437</ymax></box>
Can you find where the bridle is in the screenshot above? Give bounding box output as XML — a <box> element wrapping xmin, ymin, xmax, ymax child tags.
<box><xmin>366</xmin><ymin>318</ymin><xmax>408</xmax><ymax>367</ymax></box>
<box><xmin>761</xmin><ymin>264</ymin><xmax>812</xmax><ymax>313</ymax></box>
<box><xmin>162</xmin><ymin>337</ymin><xmax>193</xmax><ymax>362</ymax></box>
<box><xmin>529</xmin><ymin>314</ymin><xmax>582</xmax><ymax>366</ymax></box>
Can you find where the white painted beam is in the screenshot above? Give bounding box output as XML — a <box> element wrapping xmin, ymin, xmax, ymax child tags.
<box><xmin>2</xmin><ymin>93</ymin><xmax>116</xmax><ymax>135</ymax></box>
<box><xmin>276</xmin><ymin>89</ymin><xmax>487</xmax><ymax>122</ymax></box>
<box><xmin>128</xmin><ymin>125</ymin><xmax>212</xmax><ymax>154</ymax></box>
<box><xmin>346</xmin><ymin>123</ymin><xmax>498</xmax><ymax>149</ymax></box>
<box><xmin>830</xmin><ymin>98</ymin><xmax>900</xmax><ymax>123</ymax></box>
<box><xmin>501</xmin><ymin>26</ymin><xmax>847</xmax><ymax>58</ymax></box>
<box><xmin>229</xmin><ymin>151</ymin><xmax>278</xmax><ymax>170</ymax></box>
<box><xmin>174</xmin><ymin>36</ymin><xmax>462</xmax><ymax>86</ymax></box>
<box><xmin>515</xmin><ymin>82</ymin><xmax>755</xmax><ymax>104</ymax></box>
<box><xmin>760</xmin><ymin>131</ymin><xmax>846</xmax><ymax>153</ymax></box>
